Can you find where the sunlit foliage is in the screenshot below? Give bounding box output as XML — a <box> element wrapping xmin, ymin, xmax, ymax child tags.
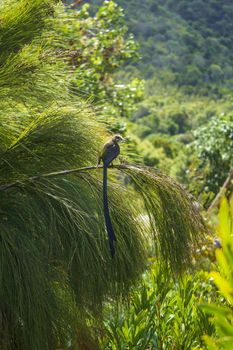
<box><xmin>0</xmin><ymin>1</ymin><xmax>206</xmax><ymax>349</ymax></box>
<box><xmin>202</xmin><ymin>196</ymin><xmax>233</xmax><ymax>349</ymax></box>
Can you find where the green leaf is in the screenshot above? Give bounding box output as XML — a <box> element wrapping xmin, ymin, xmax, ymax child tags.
<box><xmin>218</xmin><ymin>196</ymin><xmax>230</xmax><ymax>240</ymax></box>
<box><xmin>201</xmin><ymin>304</ymin><xmax>230</xmax><ymax>318</ymax></box>
<box><xmin>203</xmin><ymin>335</ymin><xmax>219</xmax><ymax>350</ymax></box>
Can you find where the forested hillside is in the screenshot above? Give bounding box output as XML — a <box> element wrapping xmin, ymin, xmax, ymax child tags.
<box><xmin>93</xmin><ymin>0</ymin><xmax>233</xmax><ymax>89</ymax></box>
<box><xmin>87</xmin><ymin>0</ymin><xmax>233</xmax><ymax>206</ymax></box>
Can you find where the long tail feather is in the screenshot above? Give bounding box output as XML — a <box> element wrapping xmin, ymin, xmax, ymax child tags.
<box><xmin>103</xmin><ymin>165</ymin><xmax>116</xmax><ymax>257</ymax></box>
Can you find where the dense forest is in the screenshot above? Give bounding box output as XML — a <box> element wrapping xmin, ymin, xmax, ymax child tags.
<box><xmin>88</xmin><ymin>0</ymin><xmax>233</xmax><ymax>206</ymax></box>
<box><xmin>1</xmin><ymin>0</ymin><xmax>233</xmax><ymax>349</ymax></box>
<box><xmin>111</xmin><ymin>0</ymin><xmax>233</xmax><ymax>86</ymax></box>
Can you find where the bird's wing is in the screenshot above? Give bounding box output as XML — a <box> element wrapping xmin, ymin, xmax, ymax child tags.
<box><xmin>102</xmin><ymin>143</ymin><xmax>120</xmax><ymax>166</ymax></box>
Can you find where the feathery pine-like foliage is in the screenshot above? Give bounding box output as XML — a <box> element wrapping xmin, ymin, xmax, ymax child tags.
<box><xmin>0</xmin><ymin>1</ymin><xmax>206</xmax><ymax>349</ymax></box>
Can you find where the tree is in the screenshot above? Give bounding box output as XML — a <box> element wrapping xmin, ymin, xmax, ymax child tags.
<box><xmin>0</xmin><ymin>1</ymin><xmax>205</xmax><ymax>349</ymax></box>
<box><xmin>52</xmin><ymin>0</ymin><xmax>144</xmax><ymax>119</ymax></box>
<box><xmin>186</xmin><ymin>116</ymin><xmax>233</xmax><ymax>207</ymax></box>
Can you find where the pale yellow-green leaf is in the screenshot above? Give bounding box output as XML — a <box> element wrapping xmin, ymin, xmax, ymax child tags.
<box><xmin>203</xmin><ymin>335</ymin><xmax>219</xmax><ymax>350</ymax></box>
<box><xmin>215</xmin><ymin>249</ymin><xmax>231</xmax><ymax>279</ymax></box>
<box><xmin>201</xmin><ymin>303</ymin><xmax>230</xmax><ymax>318</ymax></box>
<box><xmin>216</xmin><ymin>317</ymin><xmax>233</xmax><ymax>337</ymax></box>
<box><xmin>230</xmin><ymin>195</ymin><xmax>233</xmax><ymax>235</ymax></box>
<box><xmin>217</xmin><ymin>197</ymin><xmax>230</xmax><ymax>240</ymax></box>
<box><xmin>211</xmin><ymin>272</ymin><xmax>233</xmax><ymax>304</ymax></box>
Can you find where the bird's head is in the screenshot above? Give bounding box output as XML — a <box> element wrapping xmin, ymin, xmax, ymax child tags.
<box><xmin>112</xmin><ymin>134</ymin><xmax>124</xmax><ymax>144</ymax></box>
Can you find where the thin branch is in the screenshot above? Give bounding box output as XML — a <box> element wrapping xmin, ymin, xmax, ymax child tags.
<box><xmin>0</xmin><ymin>164</ymin><xmax>139</xmax><ymax>192</ymax></box>
<box><xmin>207</xmin><ymin>171</ymin><xmax>233</xmax><ymax>213</ymax></box>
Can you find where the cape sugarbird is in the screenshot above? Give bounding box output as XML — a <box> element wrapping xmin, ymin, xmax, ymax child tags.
<box><xmin>98</xmin><ymin>135</ymin><xmax>124</xmax><ymax>257</ymax></box>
